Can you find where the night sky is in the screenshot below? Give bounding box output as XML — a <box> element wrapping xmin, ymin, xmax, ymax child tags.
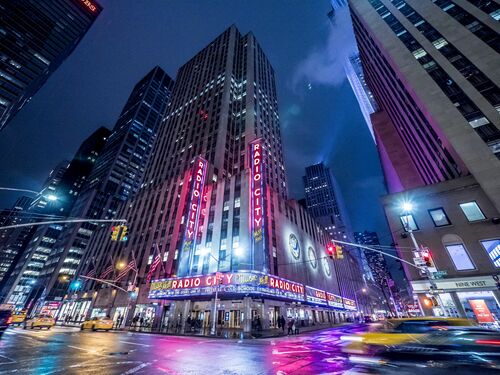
<box><xmin>0</xmin><ymin>1</ymin><xmax>392</xmax><ymax>247</ymax></box>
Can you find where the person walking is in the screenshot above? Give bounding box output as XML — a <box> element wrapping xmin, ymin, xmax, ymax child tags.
<box><xmin>287</xmin><ymin>318</ymin><xmax>293</xmax><ymax>335</ymax></box>
<box><xmin>280</xmin><ymin>316</ymin><xmax>286</xmax><ymax>333</ymax></box>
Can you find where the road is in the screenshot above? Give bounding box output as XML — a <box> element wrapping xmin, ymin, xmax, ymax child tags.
<box><xmin>0</xmin><ymin>325</ymin><xmax>364</xmax><ymax>375</ymax></box>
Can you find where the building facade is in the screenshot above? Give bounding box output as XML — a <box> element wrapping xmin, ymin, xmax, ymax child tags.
<box><xmin>67</xmin><ymin>26</ymin><xmax>361</xmax><ymax>333</ymax></box>
<box><xmin>36</xmin><ymin>67</ymin><xmax>174</xmax><ymax>311</ymax></box>
<box><xmin>350</xmin><ymin>0</ymin><xmax>500</xmax><ymax>326</ymax></box>
<box><xmin>0</xmin><ymin>0</ymin><xmax>102</xmax><ymax>131</ymax></box>
<box><xmin>0</xmin><ymin>127</ymin><xmax>109</xmax><ymax>307</ymax></box>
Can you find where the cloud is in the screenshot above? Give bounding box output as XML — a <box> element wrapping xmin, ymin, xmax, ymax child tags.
<box><xmin>292</xmin><ymin>7</ymin><xmax>357</xmax><ymax>89</ymax></box>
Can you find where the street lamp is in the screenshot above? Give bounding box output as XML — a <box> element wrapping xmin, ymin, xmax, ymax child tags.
<box><xmin>200</xmin><ymin>247</ymin><xmax>221</xmax><ymax>335</ymax></box>
<box><xmin>400</xmin><ymin>202</ymin><xmax>445</xmax><ymax>317</ymax></box>
<box><xmin>116</xmin><ymin>262</ymin><xmax>126</xmax><ymax>270</ymax></box>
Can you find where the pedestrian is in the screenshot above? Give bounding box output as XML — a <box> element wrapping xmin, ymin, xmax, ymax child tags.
<box><xmin>281</xmin><ymin>316</ymin><xmax>286</xmax><ymax>333</ymax></box>
<box><xmin>256</xmin><ymin>315</ymin><xmax>262</xmax><ymax>331</ymax></box>
<box><xmin>139</xmin><ymin>316</ymin><xmax>144</xmax><ymax>331</ymax></box>
<box><xmin>287</xmin><ymin>318</ymin><xmax>293</xmax><ymax>335</ymax></box>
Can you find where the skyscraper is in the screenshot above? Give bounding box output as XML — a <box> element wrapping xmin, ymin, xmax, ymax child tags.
<box><xmin>0</xmin><ymin>0</ymin><xmax>102</xmax><ymax>131</ymax></box>
<box><xmin>303</xmin><ymin>162</ymin><xmax>350</xmax><ymax>240</ymax></box>
<box><xmin>350</xmin><ymin>0</ymin><xmax>500</xmax><ymax>321</ymax></box>
<box><xmin>71</xmin><ymin>26</ymin><xmax>362</xmax><ymax>332</ymax></box>
<box><xmin>37</xmin><ymin>67</ymin><xmax>174</xmax><ymax>306</ymax></box>
<box><xmin>0</xmin><ymin>126</ymin><xmax>109</xmax><ymax>307</ymax></box>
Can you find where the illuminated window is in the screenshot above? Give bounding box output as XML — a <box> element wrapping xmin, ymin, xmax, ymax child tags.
<box><xmin>480</xmin><ymin>239</ymin><xmax>500</xmax><ymax>268</ymax></box>
<box><xmin>428</xmin><ymin>208</ymin><xmax>451</xmax><ymax>227</ymax></box>
<box><xmin>400</xmin><ymin>214</ymin><xmax>418</xmax><ymax>231</ymax></box>
<box><xmin>445</xmin><ymin>244</ymin><xmax>475</xmax><ymax>271</ymax></box>
<box><xmin>459</xmin><ymin>202</ymin><xmax>486</xmax><ymax>222</ymax></box>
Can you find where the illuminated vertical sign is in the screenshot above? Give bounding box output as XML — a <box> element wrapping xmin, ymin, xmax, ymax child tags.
<box><xmin>249</xmin><ymin>139</ymin><xmax>267</xmax><ymax>270</ymax></box>
<box><xmin>80</xmin><ymin>0</ymin><xmax>98</xmax><ymax>13</ymax></box>
<box><xmin>177</xmin><ymin>156</ymin><xmax>208</xmax><ymax>277</ymax></box>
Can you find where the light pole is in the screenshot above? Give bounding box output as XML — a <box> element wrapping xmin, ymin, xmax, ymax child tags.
<box><xmin>199</xmin><ymin>247</ymin><xmax>222</xmax><ymax>336</ymax></box>
<box><xmin>401</xmin><ymin>202</ymin><xmax>445</xmax><ymax>317</ymax></box>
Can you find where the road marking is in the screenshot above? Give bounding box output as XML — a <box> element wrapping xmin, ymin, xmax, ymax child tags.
<box><xmin>119</xmin><ymin>340</ymin><xmax>151</xmax><ymax>347</ymax></box>
<box><xmin>0</xmin><ymin>355</ymin><xmax>16</xmax><ymax>365</ymax></box>
<box><xmin>121</xmin><ymin>362</ymin><xmax>151</xmax><ymax>374</ymax></box>
<box><xmin>67</xmin><ymin>345</ymin><xmax>107</xmax><ymax>357</ymax></box>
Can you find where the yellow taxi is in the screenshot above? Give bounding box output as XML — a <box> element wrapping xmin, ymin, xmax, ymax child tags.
<box><xmin>23</xmin><ymin>314</ymin><xmax>55</xmax><ymax>330</ymax></box>
<box><xmin>80</xmin><ymin>317</ymin><xmax>113</xmax><ymax>331</ymax></box>
<box><xmin>11</xmin><ymin>310</ymin><xmax>27</xmax><ymax>325</ymax></box>
<box><xmin>341</xmin><ymin>317</ymin><xmax>475</xmax><ymax>354</ymax></box>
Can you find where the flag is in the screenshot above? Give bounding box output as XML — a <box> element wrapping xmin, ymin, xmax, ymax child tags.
<box><xmin>85</xmin><ymin>268</ymin><xmax>96</xmax><ymax>279</ymax></box>
<box><xmin>115</xmin><ymin>259</ymin><xmax>136</xmax><ymax>281</ymax></box>
<box><xmin>99</xmin><ymin>264</ymin><xmax>114</xmax><ymax>279</ymax></box>
<box><xmin>146</xmin><ymin>253</ymin><xmax>161</xmax><ymax>283</ymax></box>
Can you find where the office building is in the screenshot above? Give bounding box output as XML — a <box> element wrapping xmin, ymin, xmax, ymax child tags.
<box><xmin>350</xmin><ymin>0</ymin><xmax>500</xmax><ymax>324</ymax></box>
<box><xmin>0</xmin><ymin>0</ymin><xmax>102</xmax><ymax>131</ymax></box>
<box><xmin>0</xmin><ymin>127</ymin><xmax>110</xmax><ymax>306</ymax></box>
<box><xmin>66</xmin><ymin>26</ymin><xmax>362</xmax><ymax>332</ymax></box>
<box><xmin>35</xmin><ymin>67</ymin><xmax>174</xmax><ymax>311</ymax></box>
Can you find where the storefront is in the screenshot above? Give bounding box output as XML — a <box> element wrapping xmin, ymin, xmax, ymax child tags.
<box><xmin>56</xmin><ymin>299</ymin><xmax>91</xmax><ymax>322</ymax></box>
<box><xmin>148</xmin><ymin>270</ymin><xmax>357</xmax><ymax>333</ymax></box>
<box><xmin>412</xmin><ymin>276</ymin><xmax>500</xmax><ymax>328</ymax></box>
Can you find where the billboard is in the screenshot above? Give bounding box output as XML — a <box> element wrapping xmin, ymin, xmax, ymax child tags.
<box><xmin>305</xmin><ymin>286</ymin><xmax>328</xmax><ymax>306</ymax></box>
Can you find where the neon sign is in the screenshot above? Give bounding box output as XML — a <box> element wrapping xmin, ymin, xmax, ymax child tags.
<box><xmin>343</xmin><ymin>298</ymin><xmax>357</xmax><ymax>310</ymax></box>
<box><xmin>249</xmin><ymin>139</ymin><xmax>267</xmax><ymax>269</ymax></box>
<box><xmin>326</xmin><ymin>292</ymin><xmax>344</xmax><ymax>309</ymax></box>
<box><xmin>177</xmin><ymin>157</ymin><xmax>207</xmax><ymax>276</ymax></box>
<box><xmin>305</xmin><ymin>286</ymin><xmax>328</xmax><ymax>306</ymax></box>
<box><xmin>80</xmin><ymin>0</ymin><xmax>98</xmax><ymax>13</ymax></box>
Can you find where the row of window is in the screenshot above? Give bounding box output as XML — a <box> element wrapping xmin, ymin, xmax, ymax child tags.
<box><xmin>400</xmin><ymin>200</ymin><xmax>486</xmax><ymax>230</ymax></box>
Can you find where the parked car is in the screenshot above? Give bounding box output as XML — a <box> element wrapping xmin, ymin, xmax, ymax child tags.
<box><xmin>11</xmin><ymin>310</ymin><xmax>27</xmax><ymax>325</ymax></box>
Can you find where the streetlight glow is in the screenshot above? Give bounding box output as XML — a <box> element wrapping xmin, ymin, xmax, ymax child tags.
<box><xmin>234</xmin><ymin>246</ymin><xmax>243</xmax><ymax>257</ymax></box>
<box><xmin>402</xmin><ymin>202</ymin><xmax>413</xmax><ymax>212</ymax></box>
<box><xmin>117</xmin><ymin>262</ymin><xmax>126</xmax><ymax>270</ymax></box>
<box><xmin>199</xmin><ymin>247</ymin><xmax>210</xmax><ymax>256</ymax></box>
<box><xmin>46</xmin><ymin>194</ymin><xmax>58</xmax><ymax>201</ymax></box>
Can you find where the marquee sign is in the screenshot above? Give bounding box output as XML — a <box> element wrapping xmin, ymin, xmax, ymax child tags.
<box><xmin>177</xmin><ymin>157</ymin><xmax>208</xmax><ymax>277</ymax></box>
<box><xmin>149</xmin><ymin>271</ymin><xmax>305</xmax><ymax>302</ymax></box>
<box><xmin>305</xmin><ymin>286</ymin><xmax>328</xmax><ymax>306</ymax></box>
<box><xmin>249</xmin><ymin>139</ymin><xmax>267</xmax><ymax>269</ymax></box>
<box><xmin>326</xmin><ymin>292</ymin><xmax>344</xmax><ymax>309</ymax></box>
<box><xmin>343</xmin><ymin>298</ymin><xmax>357</xmax><ymax>311</ymax></box>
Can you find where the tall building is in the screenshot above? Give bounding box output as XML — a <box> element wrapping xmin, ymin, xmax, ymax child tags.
<box><xmin>350</xmin><ymin>0</ymin><xmax>500</xmax><ymax>323</ymax></box>
<box><xmin>67</xmin><ymin>26</ymin><xmax>361</xmax><ymax>332</ymax></box>
<box><xmin>303</xmin><ymin>162</ymin><xmax>350</xmax><ymax>240</ymax></box>
<box><xmin>0</xmin><ymin>127</ymin><xmax>110</xmax><ymax>306</ymax></box>
<box><xmin>344</xmin><ymin>52</ymin><xmax>379</xmax><ymax>142</ymax></box>
<box><xmin>0</xmin><ymin>0</ymin><xmax>102</xmax><ymax>131</ymax></box>
<box><xmin>36</xmin><ymin>67</ymin><xmax>174</xmax><ymax>308</ymax></box>
<box><xmin>354</xmin><ymin>231</ymin><xmax>387</xmax><ymax>286</ymax></box>
<box><xmin>0</xmin><ymin>196</ymin><xmax>34</xmax><ymax>287</ymax></box>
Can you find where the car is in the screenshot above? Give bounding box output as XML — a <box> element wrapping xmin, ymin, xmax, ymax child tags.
<box><xmin>80</xmin><ymin>317</ymin><xmax>113</xmax><ymax>331</ymax></box>
<box><xmin>11</xmin><ymin>310</ymin><xmax>27</xmax><ymax>325</ymax></box>
<box><xmin>0</xmin><ymin>309</ymin><xmax>13</xmax><ymax>337</ymax></box>
<box><xmin>341</xmin><ymin>317</ymin><xmax>475</xmax><ymax>354</ymax></box>
<box><xmin>348</xmin><ymin>326</ymin><xmax>500</xmax><ymax>373</ymax></box>
<box><xmin>23</xmin><ymin>314</ymin><xmax>55</xmax><ymax>330</ymax></box>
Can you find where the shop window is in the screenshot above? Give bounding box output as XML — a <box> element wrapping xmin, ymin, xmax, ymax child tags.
<box><xmin>443</xmin><ymin>240</ymin><xmax>475</xmax><ymax>271</ymax></box>
<box><xmin>459</xmin><ymin>201</ymin><xmax>486</xmax><ymax>222</ymax></box>
<box><xmin>400</xmin><ymin>214</ymin><xmax>418</xmax><ymax>231</ymax></box>
<box><xmin>480</xmin><ymin>239</ymin><xmax>500</xmax><ymax>268</ymax></box>
<box><xmin>428</xmin><ymin>208</ymin><xmax>451</xmax><ymax>227</ymax></box>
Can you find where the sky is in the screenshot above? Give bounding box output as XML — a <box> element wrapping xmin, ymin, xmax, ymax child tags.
<box><xmin>0</xmin><ymin>1</ymin><xmax>394</xmax><ymax>249</ymax></box>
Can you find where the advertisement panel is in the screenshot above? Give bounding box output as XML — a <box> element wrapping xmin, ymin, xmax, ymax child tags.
<box><xmin>305</xmin><ymin>286</ymin><xmax>328</xmax><ymax>306</ymax></box>
<box><xmin>177</xmin><ymin>156</ymin><xmax>208</xmax><ymax>276</ymax></box>
<box><xmin>343</xmin><ymin>298</ymin><xmax>357</xmax><ymax>311</ymax></box>
<box><xmin>326</xmin><ymin>292</ymin><xmax>344</xmax><ymax>309</ymax></box>
<box><xmin>469</xmin><ymin>299</ymin><xmax>495</xmax><ymax>323</ymax></box>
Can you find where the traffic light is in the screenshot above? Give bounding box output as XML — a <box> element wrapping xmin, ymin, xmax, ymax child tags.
<box><xmin>111</xmin><ymin>226</ymin><xmax>120</xmax><ymax>241</ymax></box>
<box><xmin>335</xmin><ymin>244</ymin><xmax>344</xmax><ymax>260</ymax></box>
<box><xmin>327</xmin><ymin>244</ymin><xmax>335</xmax><ymax>259</ymax></box>
<box><xmin>119</xmin><ymin>225</ymin><xmax>128</xmax><ymax>242</ymax></box>
<box><xmin>421</xmin><ymin>249</ymin><xmax>434</xmax><ymax>267</ymax></box>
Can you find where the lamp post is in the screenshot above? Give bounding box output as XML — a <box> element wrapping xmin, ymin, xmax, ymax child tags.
<box><xmin>401</xmin><ymin>202</ymin><xmax>445</xmax><ymax>316</ymax></box>
<box><xmin>199</xmin><ymin>247</ymin><xmax>223</xmax><ymax>336</ymax></box>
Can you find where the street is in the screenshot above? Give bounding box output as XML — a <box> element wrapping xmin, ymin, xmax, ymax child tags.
<box><xmin>0</xmin><ymin>325</ymin><xmax>363</xmax><ymax>375</ymax></box>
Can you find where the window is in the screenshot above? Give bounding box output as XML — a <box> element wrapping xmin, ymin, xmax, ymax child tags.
<box><xmin>459</xmin><ymin>202</ymin><xmax>486</xmax><ymax>221</ymax></box>
<box><xmin>445</xmin><ymin>244</ymin><xmax>475</xmax><ymax>271</ymax></box>
<box><xmin>428</xmin><ymin>208</ymin><xmax>451</xmax><ymax>227</ymax></box>
<box><xmin>480</xmin><ymin>239</ymin><xmax>500</xmax><ymax>268</ymax></box>
<box><xmin>400</xmin><ymin>214</ymin><xmax>418</xmax><ymax>231</ymax></box>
